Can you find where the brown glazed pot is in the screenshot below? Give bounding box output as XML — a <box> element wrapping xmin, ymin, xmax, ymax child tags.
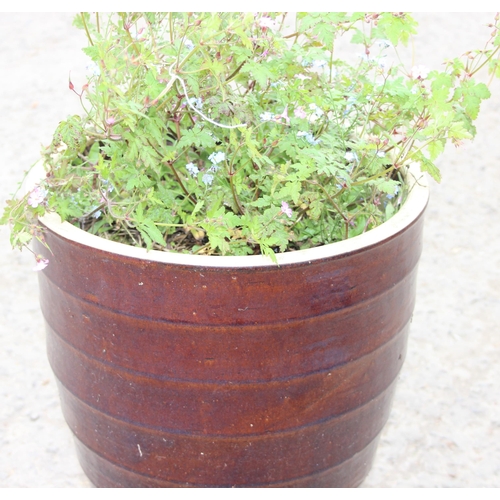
<box><xmin>34</xmin><ymin>169</ymin><xmax>428</xmax><ymax>488</ymax></box>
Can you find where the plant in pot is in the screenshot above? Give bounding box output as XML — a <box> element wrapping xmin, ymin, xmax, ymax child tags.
<box><xmin>2</xmin><ymin>12</ymin><xmax>500</xmax><ymax>488</ymax></box>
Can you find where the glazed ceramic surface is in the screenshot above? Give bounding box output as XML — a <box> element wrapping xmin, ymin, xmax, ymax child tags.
<box><xmin>35</xmin><ymin>170</ymin><xmax>428</xmax><ymax>487</ymax></box>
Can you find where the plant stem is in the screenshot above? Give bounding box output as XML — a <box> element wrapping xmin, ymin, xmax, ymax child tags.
<box><xmin>226</xmin><ymin>60</ymin><xmax>247</xmax><ymax>83</ymax></box>
<box><xmin>305</xmin><ymin>180</ymin><xmax>348</xmax><ymax>223</ymax></box>
<box><xmin>227</xmin><ymin>144</ymin><xmax>245</xmax><ymax>215</ymax></box>
<box><xmin>167</xmin><ymin>161</ymin><xmax>197</xmax><ymax>205</ymax></box>
<box><xmin>80</xmin><ymin>13</ymin><xmax>94</xmax><ymax>46</ymax></box>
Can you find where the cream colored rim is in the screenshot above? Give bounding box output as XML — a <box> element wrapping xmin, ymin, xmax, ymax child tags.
<box><xmin>39</xmin><ymin>167</ymin><xmax>429</xmax><ymax>268</ymax></box>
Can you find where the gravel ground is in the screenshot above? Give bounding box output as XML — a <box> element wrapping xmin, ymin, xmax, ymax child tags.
<box><xmin>1</xmin><ymin>13</ymin><xmax>499</xmax><ymax>488</ymax></box>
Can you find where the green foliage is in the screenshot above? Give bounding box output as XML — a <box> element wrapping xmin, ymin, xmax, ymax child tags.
<box><xmin>375</xmin><ymin>12</ymin><xmax>418</xmax><ymax>46</ymax></box>
<box><xmin>3</xmin><ymin>12</ymin><xmax>500</xmax><ymax>258</ymax></box>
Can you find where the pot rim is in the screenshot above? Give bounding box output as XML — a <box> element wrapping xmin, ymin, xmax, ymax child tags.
<box><xmin>39</xmin><ymin>166</ymin><xmax>429</xmax><ymax>268</ymax></box>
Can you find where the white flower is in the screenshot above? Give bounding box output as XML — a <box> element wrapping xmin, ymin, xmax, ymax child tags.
<box><xmin>295</xmin><ymin>73</ymin><xmax>311</xmax><ymax>81</ymax></box>
<box><xmin>186</xmin><ymin>162</ymin><xmax>199</xmax><ymax>176</ymax></box>
<box><xmin>378</xmin><ymin>56</ymin><xmax>388</xmax><ymax>69</ymax></box>
<box><xmin>260</xmin><ymin>111</ymin><xmax>275</xmax><ymax>122</ymax></box>
<box><xmin>208</xmin><ymin>151</ymin><xmax>226</xmax><ymax>164</ymax></box>
<box><xmin>259</xmin><ymin>16</ymin><xmax>278</xmax><ymax>31</ymax></box>
<box><xmin>411</xmin><ymin>65</ymin><xmax>429</xmax><ymax>80</ymax></box>
<box><xmin>344</xmin><ymin>151</ymin><xmax>359</xmax><ymax>163</ymax></box>
<box><xmin>184</xmin><ymin>38</ymin><xmax>195</xmax><ymax>50</ymax></box>
<box><xmin>129</xmin><ymin>26</ymin><xmax>145</xmax><ymax>40</ymax></box>
<box><xmin>376</xmin><ymin>151</ymin><xmax>386</xmax><ymax>158</ymax></box>
<box><xmin>86</xmin><ymin>62</ymin><xmax>100</xmax><ymax>77</ymax></box>
<box><xmin>33</xmin><ymin>255</ymin><xmax>49</xmax><ymax>272</ymax></box>
<box><xmin>309</xmin><ymin>103</ymin><xmax>324</xmax><ymax>117</ymax></box>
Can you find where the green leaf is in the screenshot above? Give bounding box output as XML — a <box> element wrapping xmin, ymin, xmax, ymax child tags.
<box><xmin>88</xmin><ymin>142</ymin><xmax>101</xmax><ymax>165</ymax></box>
<box><xmin>276</xmin><ymin>181</ymin><xmax>302</xmax><ymax>204</ymax></box>
<box><xmin>385</xmin><ymin>202</ymin><xmax>395</xmax><ymax>221</ymax></box>
<box><xmin>430</xmin><ymin>72</ymin><xmax>453</xmax><ymax>108</ymax></box>
<box><xmin>144</xmin><ymin>69</ymin><xmax>164</xmax><ymax>99</ymax></box>
<box><xmin>191</xmin><ymin>199</ymin><xmax>205</xmax><ymax>217</ymax></box>
<box><xmin>259</xmin><ymin>243</ymin><xmax>278</xmax><ymax>264</ymax></box>
<box><xmin>455</xmin><ymin>80</ymin><xmax>491</xmax><ymax>120</ymax></box>
<box><xmin>243</xmin><ymin>127</ymin><xmax>263</xmax><ymax>160</ymax></box>
<box><xmin>419</xmin><ymin>157</ymin><xmax>442</xmax><ymax>183</ymax></box>
<box><xmin>375</xmin><ymin>13</ymin><xmax>418</xmax><ymax>46</ymax></box>
<box><xmin>204</xmin><ymin>224</ymin><xmax>230</xmax><ymax>255</ymax></box>
<box><xmin>137</xmin><ymin>219</ymin><xmax>166</xmax><ymax>247</ymax></box>
<box><xmin>234</xmin><ymin>26</ymin><xmax>253</xmax><ymax>50</ymax></box>
<box><xmin>427</xmin><ymin>139</ymin><xmax>445</xmax><ymax>161</ymax></box>
<box><xmin>82</xmin><ymin>45</ymin><xmax>100</xmax><ymax>61</ymax></box>
<box><xmin>370</xmin><ymin>178</ymin><xmax>399</xmax><ymax>194</ymax></box>
<box><xmin>184</xmin><ymin>74</ymin><xmax>201</xmax><ymax>97</ymax></box>
<box><xmin>53</xmin><ymin>116</ymin><xmax>87</xmax><ymax>154</ymax></box>
<box><xmin>177</xmin><ymin>127</ymin><xmax>217</xmax><ymax>149</ymax></box>
<box><xmin>241</xmin><ymin>61</ymin><xmax>275</xmax><ymax>88</ymax></box>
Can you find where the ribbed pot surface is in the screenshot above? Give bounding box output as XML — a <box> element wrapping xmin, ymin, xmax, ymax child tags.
<box><xmin>35</xmin><ymin>179</ymin><xmax>427</xmax><ymax>487</ymax></box>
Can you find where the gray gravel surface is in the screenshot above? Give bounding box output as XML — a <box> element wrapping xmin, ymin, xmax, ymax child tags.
<box><xmin>1</xmin><ymin>13</ymin><xmax>499</xmax><ymax>488</ymax></box>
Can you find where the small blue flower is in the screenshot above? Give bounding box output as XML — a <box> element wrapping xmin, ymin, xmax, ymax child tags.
<box><xmin>184</xmin><ymin>39</ymin><xmax>195</xmax><ymax>50</ymax></box>
<box><xmin>102</xmin><ymin>180</ymin><xmax>114</xmax><ymax>193</ymax></box>
<box><xmin>376</xmin><ymin>39</ymin><xmax>392</xmax><ymax>49</ymax></box>
<box><xmin>386</xmin><ymin>185</ymin><xmax>400</xmax><ymax>200</ymax></box>
<box><xmin>202</xmin><ymin>173</ymin><xmax>214</xmax><ymax>186</ymax></box>
<box><xmin>186</xmin><ymin>162</ymin><xmax>199</xmax><ymax>176</ymax></box>
<box><xmin>186</xmin><ymin>97</ymin><xmax>203</xmax><ymax>109</ymax></box>
<box><xmin>312</xmin><ymin>59</ymin><xmax>328</xmax><ymax>68</ymax></box>
<box><xmin>297</xmin><ymin>131</ymin><xmax>321</xmax><ymax>145</ymax></box>
<box><xmin>344</xmin><ymin>96</ymin><xmax>357</xmax><ymax>115</ymax></box>
<box><xmin>336</xmin><ymin>175</ymin><xmax>348</xmax><ymax>190</ymax></box>
<box><xmin>270</xmin><ymin>80</ymin><xmax>286</xmax><ymax>88</ymax></box>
